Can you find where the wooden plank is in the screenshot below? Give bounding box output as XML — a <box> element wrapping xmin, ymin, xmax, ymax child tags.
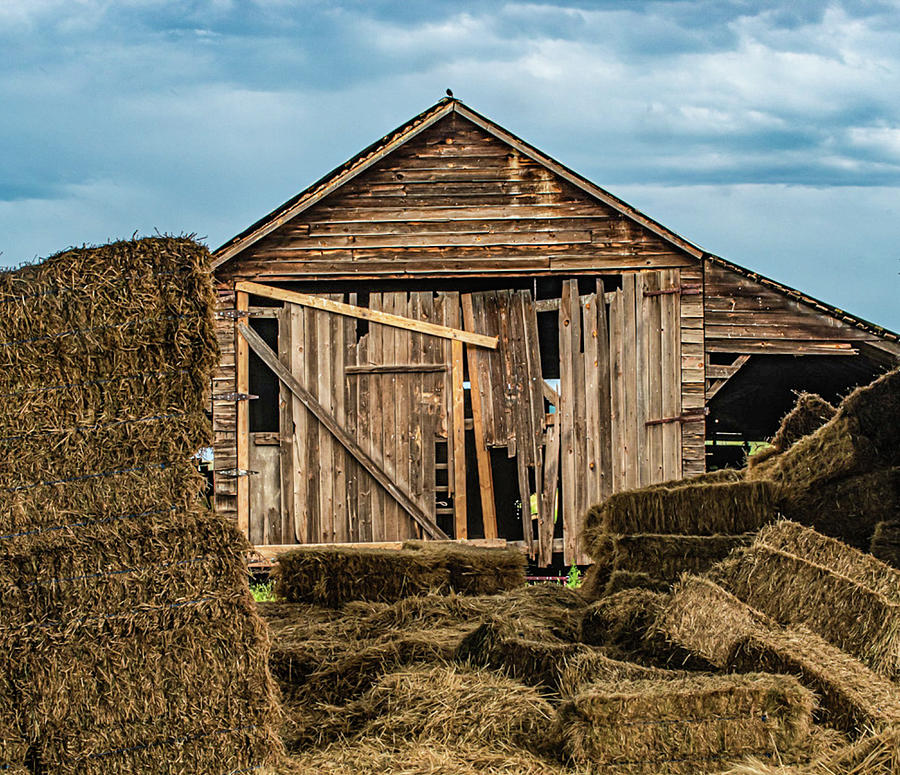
<box><xmin>345</xmin><ymin>363</ymin><xmax>446</xmax><ymax>374</ymax></box>
<box><xmin>622</xmin><ymin>275</ymin><xmax>639</xmax><ymax>491</ymax></box>
<box><xmin>420</xmin><ymin>291</ymin><xmax>438</xmax><ymax>533</ymax></box>
<box><xmin>238</xmin><ymin>323</ymin><xmax>449</xmax><ymax>540</ymax></box>
<box><xmin>277</xmin><ymin>306</ymin><xmax>293</xmax><ymax>545</ymax></box>
<box><xmin>252</xmin><ymin>537</ymin><xmax>508</xmax><ymax>561</ymax></box>
<box><xmin>609</xmin><ymin>289</ymin><xmax>625</xmax><ymax>493</ymax></box>
<box><xmin>317</xmin><ymin>306</ymin><xmax>335</xmax><ymax>544</ymax></box>
<box><xmin>462</xmin><ymin>294</ymin><xmax>498</xmax><ymax>541</ymax></box>
<box><xmin>569</xmin><ymin>283</ymin><xmax>587</xmax><ymax>563</ymax></box>
<box><xmin>497</xmin><ymin>292</ymin><xmax>517</xmax><ymax>457</ymax></box>
<box><xmin>660</xmin><ymin>269</ymin><xmax>682</xmax><ymax>481</ymax></box>
<box><xmin>559</xmin><ymin>280</ymin><xmax>578</xmax><ymax>565</ymax></box>
<box><xmin>290</xmin><ymin>303</ymin><xmax>309</xmax><ymax>543</ymax></box>
<box><xmin>595</xmin><ymin>279</ymin><xmax>613</xmax><ymax>502</ymax></box>
<box><xmin>235</xmin><ymin>290</ymin><xmax>250</xmax><ymax>539</ymax></box>
<box><xmin>304</xmin><ymin>306</ymin><xmax>321</xmax><ymax>542</ymax></box>
<box><xmin>395</xmin><ymin>293</ymin><xmax>413</xmax><ymax>539</ymax></box>
<box><xmin>235</xmin><ymin>281</ymin><xmax>498</xmax><ymax>349</ymax></box>
<box><xmin>382</xmin><ymin>294</ymin><xmax>400</xmax><ymax>540</ymax></box>
<box><xmin>451</xmin><ymin>338</ymin><xmax>467</xmax><ymax>540</ymax></box>
<box><xmin>646</xmin><ymin>272</ymin><xmax>664</xmax><ymax>484</ymax></box>
<box><xmin>332</xmin><ymin>301</ymin><xmax>348</xmax><ymax>542</ymax></box>
<box><xmin>582</xmin><ymin>293</ymin><xmax>600</xmax><ymax>507</ymax></box>
<box><xmin>356</xmin><ymin>327</ymin><xmax>373</xmax><ymax>542</ymax></box>
<box><xmin>540</xmin><ymin>420</ymin><xmax>560</xmax><ymax>565</ymax></box>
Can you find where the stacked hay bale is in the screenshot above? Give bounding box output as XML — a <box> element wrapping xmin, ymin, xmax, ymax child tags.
<box><xmin>580</xmin><ymin>478</ymin><xmax>773</xmax><ymax>596</ymax></box>
<box><xmin>660</xmin><ymin>524</ymin><xmax>900</xmax><ymax>736</ymax></box>
<box><xmin>747</xmin><ymin>369</ymin><xmax>900</xmax><ymax>549</ymax></box>
<box><xmin>0</xmin><ymin>238</ymin><xmax>280</xmax><ymax>774</ymax></box>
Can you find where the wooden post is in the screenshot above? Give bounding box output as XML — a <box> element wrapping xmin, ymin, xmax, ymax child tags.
<box><xmin>277</xmin><ymin>306</ymin><xmax>293</xmax><ymax>544</ymax></box>
<box><xmin>451</xmin><ymin>338</ymin><xmax>467</xmax><ymax>539</ymax></box>
<box><xmin>235</xmin><ymin>290</ymin><xmax>250</xmax><ymax>539</ymax></box>
<box><xmin>461</xmin><ymin>295</ymin><xmax>497</xmax><ymax>540</ymax></box>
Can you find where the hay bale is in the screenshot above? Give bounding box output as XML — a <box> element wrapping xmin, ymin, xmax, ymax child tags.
<box><xmin>746</xmin><ymin>445</ymin><xmax>780</xmax><ymax>470</ymax></box>
<box><xmin>710</xmin><ymin>537</ymin><xmax>900</xmax><ymax>677</ymax></box>
<box><xmin>556</xmin><ymin>673</ymin><xmax>814</xmax><ymax>773</ymax></box>
<box><xmin>645</xmin><ymin>468</ymin><xmax>746</xmax><ymax>489</ymax></box>
<box><xmin>274</xmin><ymin>545</ymin><xmax>451</xmax><ymax>607</ymax></box>
<box><xmin>778</xmin><ymin>468</ymin><xmax>900</xmax><ymax>548</ymax></box>
<box><xmin>659</xmin><ymin>576</ymin><xmax>775</xmax><ymax>667</ymax></box>
<box><xmin>754</xmin><ymin>521</ymin><xmax>900</xmax><ymax>601</ymax></box>
<box><xmin>402</xmin><ymin>540</ymin><xmax>527</xmax><ymax>594</ymax></box>
<box><xmin>748</xmin><ymin>368</ymin><xmax>900</xmax><ymax>489</ymax></box>
<box><xmin>585</xmin><ymin>480</ymin><xmax>780</xmax><ymax>537</ymax></box>
<box><xmin>276</xmin><ymin>740</ymin><xmax>570</xmax><ymax>775</ymax></box>
<box><xmin>0</xmin><ymin>238</ymin><xmax>280</xmax><ymax>774</ymax></box>
<box><xmin>557</xmin><ymin>650</ymin><xmax>686</xmax><ymax>699</ymax></box>
<box><xmin>579</xmin><ymin>589</ymin><xmax>667</xmax><ymax>648</ymax></box>
<box><xmin>771</xmin><ymin>393</ymin><xmax>838</xmax><ymax>453</ymax></box>
<box><xmin>871</xmin><ymin>521</ymin><xmax>900</xmax><ymax>569</ymax></box>
<box><xmin>727</xmin><ymin>626</ymin><xmax>900</xmax><ymax>734</ymax></box>
<box><xmin>608</xmin><ymin>533</ymin><xmax>752</xmax><ymax>583</ymax></box>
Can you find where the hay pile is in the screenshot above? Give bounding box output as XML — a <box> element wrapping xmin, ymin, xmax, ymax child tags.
<box><xmin>710</xmin><ymin>521</ymin><xmax>900</xmax><ymax>677</ymax></box>
<box><xmin>556</xmin><ymin>674</ymin><xmax>814</xmax><ymax>774</ymax></box>
<box><xmin>274</xmin><ymin>541</ymin><xmax>526</xmax><ymax>606</ymax></box>
<box><xmin>746</xmin><ymin>369</ymin><xmax>900</xmax><ymax>545</ymax></box>
<box><xmin>871</xmin><ymin>521</ymin><xmax>900</xmax><ymax>569</ymax></box>
<box><xmin>0</xmin><ymin>238</ymin><xmax>280</xmax><ymax>774</ymax></box>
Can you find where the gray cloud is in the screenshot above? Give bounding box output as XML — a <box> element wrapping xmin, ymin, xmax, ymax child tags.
<box><xmin>0</xmin><ymin>0</ymin><xmax>898</xmax><ymax>327</ymax></box>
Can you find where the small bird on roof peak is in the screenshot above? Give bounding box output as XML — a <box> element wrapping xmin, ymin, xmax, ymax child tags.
<box><xmin>446</xmin><ymin>88</ymin><xmax>454</xmax><ymax>98</ymax></box>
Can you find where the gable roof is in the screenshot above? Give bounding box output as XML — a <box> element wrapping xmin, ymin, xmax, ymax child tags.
<box><xmin>213</xmin><ymin>98</ymin><xmax>898</xmax><ymax>346</ymax></box>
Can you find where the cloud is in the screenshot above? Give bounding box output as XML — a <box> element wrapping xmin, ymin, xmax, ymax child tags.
<box><xmin>0</xmin><ymin>0</ymin><xmax>897</xmax><ymax>328</ymax></box>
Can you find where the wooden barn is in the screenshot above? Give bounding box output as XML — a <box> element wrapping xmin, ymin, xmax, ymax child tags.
<box><xmin>209</xmin><ymin>97</ymin><xmax>899</xmax><ymax>567</ymax></box>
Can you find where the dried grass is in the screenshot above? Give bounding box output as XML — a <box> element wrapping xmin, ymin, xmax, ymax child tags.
<box><xmin>401</xmin><ymin>540</ymin><xmax>527</xmax><ymax>594</ymax></box>
<box><xmin>871</xmin><ymin>521</ymin><xmax>900</xmax><ymax>569</ymax></box>
<box><xmin>608</xmin><ymin>533</ymin><xmax>752</xmax><ymax>583</ymax></box>
<box><xmin>584</xmin><ymin>480</ymin><xmax>780</xmax><ymax>538</ymax></box>
<box><xmin>556</xmin><ymin>673</ymin><xmax>814</xmax><ymax>774</ymax></box>
<box><xmin>0</xmin><ymin>238</ymin><xmax>280</xmax><ymax>774</ymax></box>
<box><xmin>771</xmin><ymin>394</ymin><xmax>837</xmax><ymax>453</ymax></box>
<box><xmin>727</xmin><ymin>625</ymin><xmax>900</xmax><ymax>734</ymax></box>
<box><xmin>658</xmin><ymin>575</ymin><xmax>776</xmax><ymax>667</ymax></box>
<box><xmin>710</xmin><ymin>539</ymin><xmax>900</xmax><ymax>677</ymax></box>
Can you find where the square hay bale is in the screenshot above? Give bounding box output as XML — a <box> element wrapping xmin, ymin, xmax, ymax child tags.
<box><xmin>274</xmin><ymin>545</ymin><xmax>451</xmax><ymax>607</ymax></box>
<box><xmin>658</xmin><ymin>576</ymin><xmax>776</xmax><ymax>667</ymax></box>
<box><xmin>0</xmin><ymin>238</ymin><xmax>280</xmax><ymax>774</ymax></box>
<box><xmin>603</xmin><ymin>570</ymin><xmax>672</xmax><ymax>596</ymax></box>
<box><xmin>778</xmin><ymin>468</ymin><xmax>900</xmax><ymax>548</ymax></box>
<box><xmin>754</xmin><ymin>521</ymin><xmax>900</xmax><ymax>601</ymax></box>
<box><xmin>579</xmin><ymin>560</ymin><xmax>610</xmax><ymax>601</ymax></box>
<box><xmin>557</xmin><ymin>650</ymin><xmax>687</xmax><ymax>700</ymax></box>
<box><xmin>727</xmin><ymin>626</ymin><xmax>900</xmax><ymax>735</ymax></box>
<box><xmin>585</xmin><ymin>480</ymin><xmax>780</xmax><ymax>537</ymax></box>
<box><xmin>771</xmin><ymin>393</ymin><xmax>837</xmax><ymax>453</ymax></box>
<box><xmin>871</xmin><ymin>521</ymin><xmax>900</xmax><ymax>569</ymax></box>
<box><xmin>710</xmin><ymin>539</ymin><xmax>900</xmax><ymax>677</ymax></box>
<box><xmin>556</xmin><ymin>673</ymin><xmax>814</xmax><ymax>773</ymax></box>
<box><xmin>402</xmin><ymin>540</ymin><xmax>527</xmax><ymax>594</ymax></box>
<box><xmin>609</xmin><ymin>533</ymin><xmax>752</xmax><ymax>584</ymax></box>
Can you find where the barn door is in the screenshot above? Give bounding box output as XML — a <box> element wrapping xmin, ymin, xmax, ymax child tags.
<box><xmin>237</xmin><ymin>284</ymin><xmax>497</xmax><ymax>547</ymax></box>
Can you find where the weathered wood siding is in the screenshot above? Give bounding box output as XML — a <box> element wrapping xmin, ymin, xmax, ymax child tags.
<box><xmin>217</xmin><ymin>114</ymin><xmax>693</xmax><ymax>283</ymax></box>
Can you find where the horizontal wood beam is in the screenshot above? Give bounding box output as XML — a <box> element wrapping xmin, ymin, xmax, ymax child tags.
<box><xmin>236</xmin><ymin>280</ymin><xmax>498</xmax><ymax>349</ymax></box>
<box><xmin>238</xmin><ymin>322</ymin><xmax>449</xmax><ymax>540</ymax></box>
<box><xmin>345</xmin><ymin>363</ymin><xmax>447</xmax><ymax>374</ymax></box>
<box><xmin>249</xmin><ymin>538</ymin><xmax>509</xmax><ymax>563</ymax></box>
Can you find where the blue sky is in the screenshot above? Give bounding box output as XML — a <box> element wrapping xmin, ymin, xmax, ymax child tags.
<box><xmin>2</xmin><ymin>0</ymin><xmax>898</xmax><ymax>329</ymax></box>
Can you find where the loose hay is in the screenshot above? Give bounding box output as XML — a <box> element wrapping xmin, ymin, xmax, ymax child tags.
<box><xmin>584</xmin><ymin>480</ymin><xmax>780</xmax><ymax>538</ymax></box>
<box><xmin>710</xmin><ymin>534</ymin><xmax>900</xmax><ymax>677</ymax></box>
<box><xmin>0</xmin><ymin>238</ymin><xmax>280</xmax><ymax>774</ymax></box>
<box><xmin>556</xmin><ymin>673</ymin><xmax>814</xmax><ymax>774</ymax></box>
<box><xmin>272</xmin><ymin>739</ymin><xmax>572</xmax><ymax>775</ymax></box>
<box><xmin>771</xmin><ymin>394</ymin><xmax>837</xmax><ymax>453</ymax></box>
<box><xmin>727</xmin><ymin>626</ymin><xmax>900</xmax><ymax>734</ymax></box>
